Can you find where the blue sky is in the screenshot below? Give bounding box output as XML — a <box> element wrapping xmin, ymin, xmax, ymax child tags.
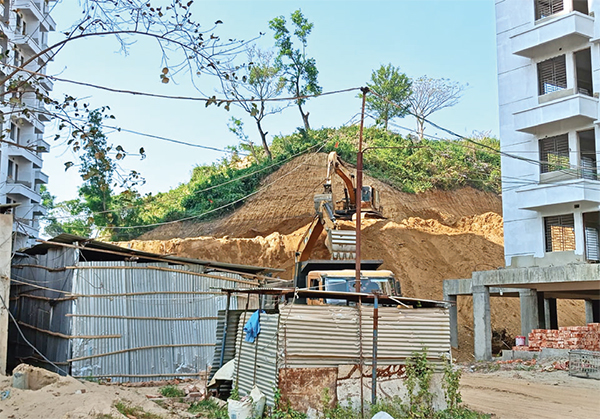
<box><xmin>43</xmin><ymin>0</ymin><xmax>499</xmax><ymax>201</ymax></box>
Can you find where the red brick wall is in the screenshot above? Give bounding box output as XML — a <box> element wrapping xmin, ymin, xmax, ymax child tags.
<box><xmin>513</xmin><ymin>323</ymin><xmax>600</xmax><ymax>352</ymax></box>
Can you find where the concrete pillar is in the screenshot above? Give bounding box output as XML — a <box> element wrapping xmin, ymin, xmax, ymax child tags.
<box><xmin>520</xmin><ymin>289</ymin><xmax>540</xmax><ymax>341</ymax></box>
<box><xmin>0</xmin><ymin>213</ymin><xmax>13</xmax><ymax>375</ymax></box>
<box><xmin>544</xmin><ymin>298</ymin><xmax>558</xmax><ymax>330</ymax></box>
<box><xmin>585</xmin><ymin>300</ymin><xmax>600</xmax><ymax>324</ymax></box>
<box><xmin>473</xmin><ymin>286</ymin><xmax>491</xmax><ymax>361</ymax></box>
<box><xmin>446</xmin><ymin>294</ymin><xmax>458</xmax><ymax>348</ymax></box>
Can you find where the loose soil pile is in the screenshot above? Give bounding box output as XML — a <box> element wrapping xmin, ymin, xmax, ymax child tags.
<box><xmin>124</xmin><ymin>152</ymin><xmax>585</xmax><ymax>361</ymax></box>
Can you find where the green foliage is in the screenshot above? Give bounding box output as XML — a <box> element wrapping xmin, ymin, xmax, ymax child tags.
<box><xmin>365</xmin><ymin>64</ymin><xmax>412</xmax><ymax>130</ymax></box>
<box><xmin>268</xmin><ymin>388</ymin><xmax>307</xmax><ymax>419</ymax></box>
<box><xmin>114</xmin><ymin>401</ymin><xmax>163</xmax><ymax>419</ymax></box>
<box><xmin>188</xmin><ymin>398</ymin><xmax>228</xmax><ymax>419</ymax></box>
<box><xmin>441</xmin><ymin>356</ymin><xmax>462</xmax><ymax>412</ymax></box>
<box><xmin>229</xmin><ymin>385</ymin><xmax>240</xmax><ymax>401</ymax></box>
<box><xmin>405</xmin><ymin>350</ymin><xmax>434</xmax><ymax>418</ymax></box>
<box><xmin>320</xmin><ymin>388</ymin><xmax>356</xmax><ymax>419</ymax></box>
<box><xmin>159</xmin><ymin>385</ymin><xmax>185</xmax><ymax>398</ymax></box>
<box><xmin>269</xmin><ymin>9</ymin><xmax>322</xmax><ymax>130</ymax></box>
<box><xmin>44</xmin><ymin>126</ymin><xmax>499</xmax><ymax>240</ymax></box>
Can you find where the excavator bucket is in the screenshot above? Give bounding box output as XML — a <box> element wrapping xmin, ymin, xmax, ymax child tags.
<box><xmin>326</xmin><ymin>229</ymin><xmax>356</xmax><ymax>260</ymax></box>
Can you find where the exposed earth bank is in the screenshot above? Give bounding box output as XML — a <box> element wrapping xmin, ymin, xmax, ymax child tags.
<box><xmin>122</xmin><ymin>153</ymin><xmax>586</xmax><ymax>361</ymax></box>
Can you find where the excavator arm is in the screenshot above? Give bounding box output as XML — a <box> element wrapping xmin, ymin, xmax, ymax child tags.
<box><xmin>325</xmin><ymin>151</ymin><xmax>356</xmax><ymax>207</ymax></box>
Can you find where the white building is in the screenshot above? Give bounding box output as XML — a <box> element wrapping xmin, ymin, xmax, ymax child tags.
<box><xmin>0</xmin><ymin>1</ymin><xmax>55</xmax><ymax>248</ymax></box>
<box><xmin>443</xmin><ymin>0</ymin><xmax>600</xmax><ymax>361</ymax></box>
<box><xmin>497</xmin><ymin>0</ymin><xmax>600</xmax><ymax>267</ymax></box>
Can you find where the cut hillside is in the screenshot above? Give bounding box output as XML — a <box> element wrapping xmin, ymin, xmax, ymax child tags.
<box><xmin>139</xmin><ymin>153</ymin><xmax>502</xmax><ymax>240</ymax></box>
<box><xmin>122</xmin><ymin>153</ymin><xmax>585</xmax><ymax>360</ymax></box>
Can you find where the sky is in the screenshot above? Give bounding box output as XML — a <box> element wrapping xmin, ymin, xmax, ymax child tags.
<box><xmin>43</xmin><ymin>0</ymin><xmax>499</xmax><ymax>202</ymax></box>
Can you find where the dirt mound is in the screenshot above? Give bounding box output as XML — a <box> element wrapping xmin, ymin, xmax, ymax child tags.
<box><xmin>0</xmin><ymin>365</ymin><xmax>175</xmax><ymax>418</ymax></box>
<box><xmin>140</xmin><ymin>152</ymin><xmax>502</xmax><ymax>240</ymax></box>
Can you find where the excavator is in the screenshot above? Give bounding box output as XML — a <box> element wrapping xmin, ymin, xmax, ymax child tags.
<box><xmin>293</xmin><ymin>152</ymin><xmax>400</xmax><ymax>302</ymax></box>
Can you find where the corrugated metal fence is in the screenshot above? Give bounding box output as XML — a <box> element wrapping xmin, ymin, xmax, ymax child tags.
<box><xmin>231</xmin><ymin>303</ymin><xmax>450</xmax><ymax>406</ymax></box>
<box><xmin>69</xmin><ymin>262</ymin><xmax>251</xmax><ymax>381</ymax></box>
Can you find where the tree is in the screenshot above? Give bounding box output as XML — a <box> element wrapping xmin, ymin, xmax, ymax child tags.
<box><xmin>269</xmin><ymin>9</ymin><xmax>322</xmax><ymax>131</ymax></box>
<box><xmin>408</xmin><ymin>76</ymin><xmax>467</xmax><ymax>140</ymax></box>
<box><xmin>43</xmin><ymin>109</ymin><xmax>145</xmax><ymax>240</ymax></box>
<box><xmin>0</xmin><ymin>0</ymin><xmax>254</xmax><ymax>169</ymax></box>
<box><xmin>365</xmin><ymin>64</ymin><xmax>412</xmax><ymax>130</ymax></box>
<box><xmin>222</xmin><ymin>46</ymin><xmax>287</xmax><ymax>160</ymax></box>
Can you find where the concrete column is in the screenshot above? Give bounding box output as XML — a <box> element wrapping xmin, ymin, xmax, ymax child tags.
<box><xmin>473</xmin><ymin>286</ymin><xmax>491</xmax><ymax>361</ymax></box>
<box><xmin>568</xmin><ymin>130</ymin><xmax>580</xmax><ymax>172</ymax></box>
<box><xmin>565</xmin><ymin>51</ymin><xmax>575</xmax><ymax>90</ymax></box>
<box><xmin>585</xmin><ymin>300</ymin><xmax>600</xmax><ymax>324</ymax></box>
<box><xmin>544</xmin><ymin>298</ymin><xmax>558</xmax><ymax>330</ymax></box>
<box><xmin>574</xmin><ymin>210</ymin><xmax>585</xmax><ymax>257</ymax></box>
<box><xmin>520</xmin><ymin>289</ymin><xmax>540</xmax><ymax>341</ymax></box>
<box><xmin>0</xmin><ymin>213</ymin><xmax>13</xmax><ymax>375</ymax></box>
<box><xmin>446</xmin><ymin>294</ymin><xmax>458</xmax><ymax>348</ymax></box>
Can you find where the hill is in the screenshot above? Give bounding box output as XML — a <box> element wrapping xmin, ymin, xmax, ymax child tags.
<box><xmin>121</xmin><ymin>151</ymin><xmax>585</xmax><ymax>361</ymax></box>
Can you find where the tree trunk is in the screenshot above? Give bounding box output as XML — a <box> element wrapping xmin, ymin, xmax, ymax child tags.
<box><xmin>416</xmin><ymin>117</ymin><xmax>425</xmax><ymax>141</ymax></box>
<box><xmin>256</xmin><ymin>119</ymin><xmax>272</xmax><ymax>160</ymax></box>
<box><xmin>298</xmin><ymin>103</ymin><xmax>310</xmax><ymax>131</ymax></box>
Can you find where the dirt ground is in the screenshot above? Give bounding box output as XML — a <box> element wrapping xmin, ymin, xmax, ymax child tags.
<box><xmin>461</xmin><ymin>370</ymin><xmax>600</xmax><ymax>419</ymax></box>
<box><xmin>1</xmin><ymin>364</ymin><xmax>598</xmax><ymax>419</ymax></box>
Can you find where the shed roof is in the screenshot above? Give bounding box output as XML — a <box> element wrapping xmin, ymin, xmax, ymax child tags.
<box><xmin>22</xmin><ymin>234</ymin><xmax>283</xmax><ymax>275</ymax></box>
<box><xmin>220</xmin><ymin>287</ymin><xmax>448</xmax><ymax>308</ymax></box>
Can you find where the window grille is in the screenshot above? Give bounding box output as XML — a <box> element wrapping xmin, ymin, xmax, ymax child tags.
<box><xmin>585</xmin><ymin>226</ymin><xmax>599</xmax><ymax>261</ymax></box>
<box><xmin>535</xmin><ymin>0</ymin><xmax>564</xmax><ymax>20</ymax></box>
<box><xmin>545</xmin><ymin>214</ymin><xmax>576</xmax><ymax>252</ymax></box>
<box><xmin>540</xmin><ymin>134</ymin><xmax>569</xmax><ymax>173</ymax></box>
<box><xmin>538</xmin><ymin>55</ymin><xmax>567</xmax><ymax>95</ymax></box>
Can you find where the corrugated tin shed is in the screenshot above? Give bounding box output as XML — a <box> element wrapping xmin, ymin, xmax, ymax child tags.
<box><xmin>211</xmin><ymin>289</ymin><xmax>451</xmax><ymax>410</ymax></box>
<box><xmin>8</xmin><ymin>235</ymin><xmax>274</xmax><ymax>381</ymax></box>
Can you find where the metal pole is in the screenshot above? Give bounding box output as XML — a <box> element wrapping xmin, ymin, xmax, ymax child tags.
<box><xmin>235</xmin><ymin>292</ymin><xmax>251</xmax><ymax>388</ymax></box>
<box><xmin>358</xmin><ymin>295</ymin><xmax>364</xmax><ymax>418</ymax></box>
<box><xmin>356</xmin><ymin>87</ymin><xmax>369</xmax><ymax>293</ymax></box>
<box><xmin>371</xmin><ymin>294</ymin><xmax>379</xmax><ymax>405</ymax></box>
<box><xmin>219</xmin><ymin>292</ymin><xmax>232</xmax><ymax>368</ymax></box>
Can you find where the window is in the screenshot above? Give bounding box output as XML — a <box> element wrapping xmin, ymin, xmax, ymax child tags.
<box><xmin>575</xmin><ymin>48</ymin><xmax>593</xmax><ymax>96</ymax></box>
<box><xmin>545</xmin><ymin>214</ymin><xmax>576</xmax><ymax>252</ymax></box>
<box><xmin>538</xmin><ymin>55</ymin><xmax>567</xmax><ymax>95</ymax></box>
<box><xmin>540</xmin><ymin>134</ymin><xmax>569</xmax><ymax>173</ymax></box>
<box><xmin>9</xmin><ymin>122</ymin><xmax>19</xmax><ymax>143</ymax></box>
<box><xmin>535</xmin><ymin>0</ymin><xmax>564</xmax><ymax>20</ymax></box>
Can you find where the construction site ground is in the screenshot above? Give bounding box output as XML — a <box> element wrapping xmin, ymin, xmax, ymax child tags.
<box><xmin>0</xmin><ymin>363</ymin><xmax>598</xmax><ymax>418</ymax></box>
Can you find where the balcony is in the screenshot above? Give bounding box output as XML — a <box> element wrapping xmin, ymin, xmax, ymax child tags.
<box><xmin>13</xmin><ymin>219</ymin><xmax>38</xmax><ymax>239</ymax></box>
<box><xmin>34</xmin><ymin>170</ymin><xmax>48</xmax><ymax>184</ymax></box>
<box><xmin>14</xmin><ymin>0</ymin><xmax>44</xmax><ymax>25</ymax></box>
<box><xmin>513</xmin><ymin>94</ymin><xmax>597</xmax><ymax>134</ymax></box>
<box><xmin>511</xmin><ymin>12</ymin><xmax>594</xmax><ymax>58</ymax></box>
<box><xmin>36</xmin><ymin>138</ymin><xmax>50</xmax><ymax>153</ymax></box>
<box><xmin>32</xmin><ymin>203</ymin><xmax>47</xmax><ymax>216</ymax></box>
<box><xmin>516</xmin><ymin>178</ymin><xmax>600</xmax><ymax>211</ymax></box>
<box><xmin>6</xmin><ymin>181</ymin><xmax>39</xmax><ymax>202</ymax></box>
<box><xmin>7</xmin><ymin>144</ymin><xmax>43</xmax><ymax>168</ymax></box>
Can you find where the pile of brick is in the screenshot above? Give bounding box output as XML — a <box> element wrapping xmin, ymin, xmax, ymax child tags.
<box><xmin>513</xmin><ymin>323</ymin><xmax>600</xmax><ymax>352</ymax></box>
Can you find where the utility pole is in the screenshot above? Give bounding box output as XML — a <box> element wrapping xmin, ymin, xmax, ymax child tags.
<box><xmin>0</xmin><ymin>209</ymin><xmax>14</xmax><ymax>375</ymax></box>
<box><xmin>355</xmin><ymin>87</ymin><xmax>369</xmax><ymax>293</ymax></box>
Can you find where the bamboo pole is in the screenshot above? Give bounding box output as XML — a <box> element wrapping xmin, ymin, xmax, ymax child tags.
<box><xmin>18</xmin><ymin>321</ymin><xmax>121</xmax><ymax>339</ymax></box>
<box><xmin>15</xmin><ymin>294</ymin><xmax>76</xmax><ymax>302</ymax></box>
<box><xmin>65</xmin><ymin>314</ymin><xmax>219</xmax><ymax>321</ymax></box>
<box><xmin>73</xmin><ymin>373</ymin><xmax>205</xmax><ymax>379</ymax></box>
<box><xmin>69</xmin><ymin>265</ymin><xmax>260</xmax><ymax>286</ymax></box>
<box><xmin>68</xmin><ymin>343</ymin><xmax>216</xmax><ymax>362</ymax></box>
